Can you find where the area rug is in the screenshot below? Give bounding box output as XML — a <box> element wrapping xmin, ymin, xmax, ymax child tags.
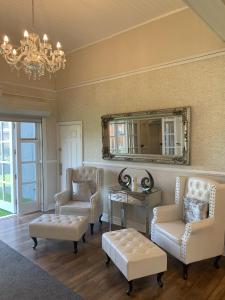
<box><xmin>0</xmin><ymin>240</ymin><xmax>83</xmax><ymax>300</ymax></box>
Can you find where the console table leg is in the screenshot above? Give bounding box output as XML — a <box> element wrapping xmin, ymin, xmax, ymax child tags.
<box><xmin>145</xmin><ymin>204</ymin><xmax>150</xmax><ymax>238</ymax></box>
<box><xmin>109</xmin><ymin>196</ymin><xmax>112</xmax><ymax>231</ymax></box>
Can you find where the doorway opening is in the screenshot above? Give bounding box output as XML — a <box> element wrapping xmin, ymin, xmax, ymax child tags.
<box><xmin>0</xmin><ymin>121</ymin><xmax>42</xmax><ymax>217</ymax></box>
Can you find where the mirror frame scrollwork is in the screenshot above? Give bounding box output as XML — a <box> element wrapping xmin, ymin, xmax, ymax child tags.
<box><xmin>101</xmin><ymin>106</ymin><xmax>191</xmax><ymax>165</ymax></box>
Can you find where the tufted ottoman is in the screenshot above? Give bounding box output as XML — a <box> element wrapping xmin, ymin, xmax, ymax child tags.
<box><xmin>29</xmin><ymin>214</ymin><xmax>88</xmax><ymax>253</ymax></box>
<box><xmin>102</xmin><ymin>228</ymin><xmax>167</xmax><ymax>295</ymax></box>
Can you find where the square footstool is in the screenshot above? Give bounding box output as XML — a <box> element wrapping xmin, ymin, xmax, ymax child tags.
<box><xmin>102</xmin><ymin>228</ymin><xmax>167</xmax><ymax>295</ymax></box>
<box><xmin>29</xmin><ymin>214</ymin><xmax>88</xmax><ymax>253</ymax></box>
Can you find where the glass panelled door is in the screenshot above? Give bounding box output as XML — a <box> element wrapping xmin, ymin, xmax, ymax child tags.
<box><xmin>0</xmin><ymin>122</ymin><xmax>15</xmax><ymax>213</ymax></box>
<box><xmin>17</xmin><ymin>122</ymin><xmax>41</xmax><ymax>214</ymax></box>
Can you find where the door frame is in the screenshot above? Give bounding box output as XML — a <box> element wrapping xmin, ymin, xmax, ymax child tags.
<box><xmin>56</xmin><ymin>121</ymin><xmax>83</xmax><ymax>193</ymax></box>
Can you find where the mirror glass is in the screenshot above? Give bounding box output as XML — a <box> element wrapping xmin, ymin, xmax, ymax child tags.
<box><xmin>102</xmin><ymin>107</ymin><xmax>190</xmax><ymax>165</ymax></box>
<box><xmin>109</xmin><ymin>116</ymin><xmax>183</xmax><ymax>156</ymax></box>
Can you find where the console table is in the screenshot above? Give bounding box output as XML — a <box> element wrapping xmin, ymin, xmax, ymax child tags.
<box><xmin>108</xmin><ymin>185</ymin><xmax>161</xmax><ymax>237</ymax></box>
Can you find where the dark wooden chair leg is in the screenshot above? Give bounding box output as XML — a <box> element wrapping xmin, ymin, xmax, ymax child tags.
<box><xmin>99</xmin><ymin>214</ymin><xmax>103</xmax><ymax>225</ymax></box>
<box><xmin>183</xmin><ymin>264</ymin><xmax>189</xmax><ymax>280</ymax></box>
<box><xmin>73</xmin><ymin>241</ymin><xmax>78</xmax><ymax>254</ymax></box>
<box><xmin>126</xmin><ymin>280</ymin><xmax>133</xmax><ymax>296</ymax></box>
<box><xmin>214</xmin><ymin>256</ymin><xmax>221</xmax><ymax>269</ymax></box>
<box><xmin>82</xmin><ymin>233</ymin><xmax>86</xmax><ymax>243</ymax></box>
<box><xmin>157</xmin><ymin>272</ymin><xmax>164</xmax><ymax>287</ymax></box>
<box><xmin>32</xmin><ymin>237</ymin><xmax>38</xmax><ymax>250</ymax></box>
<box><xmin>105</xmin><ymin>254</ymin><xmax>111</xmax><ymax>265</ymax></box>
<box><xmin>90</xmin><ymin>223</ymin><xmax>94</xmax><ymax>235</ymax></box>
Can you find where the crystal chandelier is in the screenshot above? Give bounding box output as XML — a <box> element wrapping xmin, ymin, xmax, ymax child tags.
<box><xmin>0</xmin><ymin>0</ymin><xmax>66</xmax><ymax>80</ymax></box>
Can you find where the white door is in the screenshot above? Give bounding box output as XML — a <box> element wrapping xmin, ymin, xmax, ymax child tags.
<box><xmin>58</xmin><ymin>122</ymin><xmax>82</xmax><ymax>191</ymax></box>
<box><xmin>16</xmin><ymin>122</ymin><xmax>41</xmax><ymax>214</ymax></box>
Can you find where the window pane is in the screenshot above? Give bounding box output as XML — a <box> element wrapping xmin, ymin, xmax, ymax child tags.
<box><xmin>2</xmin><ymin>131</ymin><xmax>9</xmax><ymax>141</ymax></box>
<box><xmin>22</xmin><ymin>183</ymin><xmax>36</xmax><ymax>203</ymax></box>
<box><xmin>2</xmin><ymin>122</ymin><xmax>9</xmax><ymax>130</ymax></box>
<box><xmin>21</xmin><ymin>143</ymin><xmax>36</xmax><ymax>162</ymax></box>
<box><xmin>20</xmin><ymin>123</ymin><xmax>36</xmax><ymax>139</ymax></box>
<box><xmin>22</xmin><ymin>163</ymin><xmax>36</xmax><ymax>183</ymax></box>
<box><xmin>3</xmin><ymin>143</ymin><xmax>10</xmax><ymax>161</ymax></box>
<box><xmin>3</xmin><ymin>164</ymin><xmax>10</xmax><ymax>182</ymax></box>
<box><xmin>0</xmin><ymin>163</ymin><xmax>2</xmax><ymax>180</ymax></box>
<box><xmin>0</xmin><ymin>183</ymin><xmax>3</xmax><ymax>200</ymax></box>
<box><xmin>0</xmin><ymin>147</ymin><xmax>2</xmax><ymax>161</ymax></box>
<box><xmin>4</xmin><ymin>183</ymin><xmax>11</xmax><ymax>202</ymax></box>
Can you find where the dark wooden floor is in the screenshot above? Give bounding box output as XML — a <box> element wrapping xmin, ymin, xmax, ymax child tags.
<box><xmin>0</xmin><ymin>213</ymin><xmax>225</xmax><ymax>300</ymax></box>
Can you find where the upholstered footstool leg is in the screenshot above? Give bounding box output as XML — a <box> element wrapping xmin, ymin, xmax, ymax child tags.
<box><xmin>157</xmin><ymin>272</ymin><xmax>164</xmax><ymax>287</ymax></box>
<box><xmin>73</xmin><ymin>241</ymin><xmax>78</xmax><ymax>254</ymax></box>
<box><xmin>90</xmin><ymin>223</ymin><xmax>94</xmax><ymax>235</ymax></box>
<box><xmin>32</xmin><ymin>237</ymin><xmax>38</xmax><ymax>250</ymax></box>
<box><xmin>214</xmin><ymin>256</ymin><xmax>221</xmax><ymax>269</ymax></box>
<box><xmin>82</xmin><ymin>233</ymin><xmax>86</xmax><ymax>243</ymax></box>
<box><xmin>105</xmin><ymin>254</ymin><xmax>111</xmax><ymax>265</ymax></box>
<box><xmin>126</xmin><ymin>280</ymin><xmax>133</xmax><ymax>296</ymax></box>
<box><xmin>183</xmin><ymin>264</ymin><xmax>189</xmax><ymax>280</ymax></box>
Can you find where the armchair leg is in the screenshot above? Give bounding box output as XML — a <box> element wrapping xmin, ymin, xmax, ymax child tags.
<box><xmin>90</xmin><ymin>223</ymin><xmax>94</xmax><ymax>235</ymax></box>
<box><xmin>214</xmin><ymin>256</ymin><xmax>221</xmax><ymax>269</ymax></box>
<box><xmin>73</xmin><ymin>241</ymin><xmax>78</xmax><ymax>254</ymax></box>
<box><xmin>82</xmin><ymin>233</ymin><xmax>86</xmax><ymax>243</ymax></box>
<box><xmin>183</xmin><ymin>264</ymin><xmax>189</xmax><ymax>280</ymax></box>
<box><xmin>99</xmin><ymin>214</ymin><xmax>103</xmax><ymax>225</ymax></box>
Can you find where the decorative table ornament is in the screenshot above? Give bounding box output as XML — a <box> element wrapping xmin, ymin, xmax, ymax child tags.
<box><xmin>141</xmin><ymin>170</ymin><xmax>154</xmax><ymax>192</ymax></box>
<box><xmin>118</xmin><ymin>168</ymin><xmax>131</xmax><ymax>187</ymax></box>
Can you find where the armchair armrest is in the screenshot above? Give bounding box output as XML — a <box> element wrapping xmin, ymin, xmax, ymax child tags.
<box><xmin>153</xmin><ymin>204</ymin><xmax>181</xmax><ymax>223</ymax></box>
<box><xmin>54</xmin><ymin>190</ymin><xmax>70</xmax><ymax>206</ymax></box>
<box><xmin>90</xmin><ymin>191</ymin><xmax>100</xmax><ymax>206</ymax></box>
<box><xmin>188</xmin><ymin>217</ymin><xmax>215</xmax><ymax>234</ymax></box>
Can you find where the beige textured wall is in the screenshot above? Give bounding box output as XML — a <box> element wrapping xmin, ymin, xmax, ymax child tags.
<box><xmin>56</xmin><ymin>8</ymin><xmax>225</xmax><ymax>88</ymax></box>
<box><xmin>57</xmin><ymin>56</ymin><xmax>225</xmax><ymax>171</ymax></box>
<box><xmin>55</xmin><ymin>8</ymin><xmax>225</xmax><ymax>225</ymax></box>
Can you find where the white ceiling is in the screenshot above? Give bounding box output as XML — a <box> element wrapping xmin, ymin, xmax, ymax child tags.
<box><xmin>0</xmin><ymin>0</ymin><xmax>186</xmax><ymax>52</ymax></box>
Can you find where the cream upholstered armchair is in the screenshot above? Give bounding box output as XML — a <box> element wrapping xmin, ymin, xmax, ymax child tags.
<box><xmin>54</xmin><ymin>166</ymin><xmax>102</xmax><ymax>234</ymax></box>
<box><xmin>151</xmin><ymin>176</ymin><xmax>225</xmax><ymax>279</ymax></box>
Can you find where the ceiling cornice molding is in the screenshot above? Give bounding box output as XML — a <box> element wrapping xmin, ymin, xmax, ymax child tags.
<box><xmin>0</xmin><ymin>80</ymin><xmax>56</xmax><ymax>93</ymax></box>
<box><xmin>57</xmin><ymin>48</ymin><xmax>225</xmax><ymax>92</ymax></box>
<box><xmin>66</xmin><ymin>7</ymin><xmax>188</xmax><ymax>56</ymax></box>
<box><xmin>0</xmin><ymin>80</ymin><xmax>56</xmax><ymax>101</ymax></box>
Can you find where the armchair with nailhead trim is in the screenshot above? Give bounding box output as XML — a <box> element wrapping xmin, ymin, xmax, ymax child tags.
<box><xmin>151</xmin><ymin>176</ymin><xmax>225</xmax><ymax>279</ymax></box>
<box><xmin>54</xmin><ymin>166</ymin><xmax>103</xmax><ymax>235</ymax></box>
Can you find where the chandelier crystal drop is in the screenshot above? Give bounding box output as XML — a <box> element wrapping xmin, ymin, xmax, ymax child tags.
<box><xmin>0</xmin><ymin>1</ymin><xmax>66</xmax><ymax>80</ymax></box>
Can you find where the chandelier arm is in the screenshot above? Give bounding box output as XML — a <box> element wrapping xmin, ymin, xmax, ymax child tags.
<box><xmin>2</xmin><ymin>49</ymin><xmax>27</xmax><ymax>65</ymax></box>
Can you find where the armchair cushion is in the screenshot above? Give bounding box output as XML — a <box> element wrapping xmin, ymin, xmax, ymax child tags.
<box><xmin>154</xmin><ymin>220</ymin><xmax>186</xmax><ymax>245</ymax></box>
<box><xmin>60</xmin><ymin>201</ymin><xmax>91</xmax><ymax>216</ymax></box>
<box><xmin>183</xmin><ymin>197</ymin><xmax>208</xmax><ymax>223</ymax></box>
